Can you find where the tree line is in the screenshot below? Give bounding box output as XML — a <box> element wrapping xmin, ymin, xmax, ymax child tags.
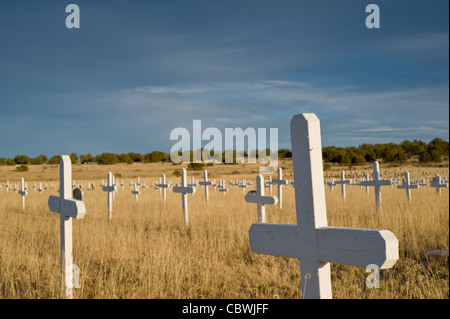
<box><xmin>0</xmin><ymin>138</ymin><xmax>448</xmax><ymax>167</ymax></box>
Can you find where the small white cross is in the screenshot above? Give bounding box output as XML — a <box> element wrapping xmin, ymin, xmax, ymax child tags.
<box><xmin>397</xmin><ymin>172</ymin><xmax>419</xmax><ymax>203</ymax></box>
<box><xmin>173</xmin><ymin>168</ymin><xmax>194</xmax><ymax>225</ymax></box>
<box><xmin>245</xmin><ymin>175</ymin><xmax>278</xmax><ymax>223</ymax></box>
<box><xmin>198</xmin><ymin>170</ymin><xmax>212</xmax><ymax>203</ymax></box>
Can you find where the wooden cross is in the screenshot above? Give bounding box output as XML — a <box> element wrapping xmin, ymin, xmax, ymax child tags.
<box><xmin>397</xmin><ymin>172</ymin><xmax>419</xmax><ymax>203</ymax></box>
<box><xmin>334</xmin><ymin>171</ymin><xmax>350</xmax><ymax>200</ymax></box>
<box><xmin>271</xmin><ymin>168</ymin><xmax>288</xmax><ymax>209</ymax></box>
<box><xmin>156</xmin><ymin>174</ymin><xmax>169</xmax><ymax>202</ymax></box>
<box><xmin>430</xmin><ymin>174</ymin><xmax>448</xmax><ymax>196</ymax></box>
<box><xmin>18</xmin><ymin>177</ymin><xmax>27</xmax><ymax>210</ymax></box>
<box><xmin>198</xmin><ymin>170</ymin><xmax>212</xmax><ymax>203</ymax></box>
<box><xmin>239</xmin><ymin>179</ymin><xmax>248</xmax><ymax>194</ymax></box>
<box><xmin>102</xmin><ymin>172</ymin><xmax>116</xmax><ymax>219</ymax></box>
<box><xmin>131</xmin><ymin>183</ymin><xmax>140</xmax><ymax>202</ymax></box>
<box><xmin>219</xmin><ymin>179</ymin><xmax>228</xmax><ymax>197</ymax></box>
<box><xmin>248</xmin><ymin>114</ymin><xmax>398</xmax><ymax>299</ymax></box>
<box><xmin>48</xmin><ymin>155</ymin><xmax>86</xmax><ymax>299</ymax></box>
<box><xmin>173</xmin><ymin>168</ymin><xmax>194</xmax><ymax>225</ymax></box>
<box><xmin>245</xmin><ymin>175</ymin><xmax>278</xmax><ymax>223</ymax></box>
<box><xmin>358</xmin><ymin>161</ymin><xmax>391</xmax><ymax>213</ymax></box>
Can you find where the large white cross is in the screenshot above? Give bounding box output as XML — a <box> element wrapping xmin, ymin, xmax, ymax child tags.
<box><xmin>397</xmin><ymin>172</ymin><xmax>419</xmax><ymax>203</ymax></box>
<box><xmin>198</xmin><ymin>170</ymin><xmax>212</xmax><ymax>203</ymax></box>
<box><xmin>334</xmin><ymin>171</ymin><xmax>351</xmax><ymax>200</ymax></box>
<box><xmin>248</xmin><ymin>114</ymin><xmax>398</xmax><ymax>299</ymax></box>
<box><xmin>245</xmin><ymin>175</ymin><xmax>278</xmax><ymax>223</ymax></box>
<box><xmin>430</xmin><ymin>174</ymin><xmax>448</xmax><ymax>196</ymax></box>
<box><xmin>18</xmin><ymin>177</ymin><xmax>27</xmax><ymax>210</ymax></box>
<box><xmin>173</xmin><ymin>168</ymin><xmax>194</xmax><ymax>225</ymax></box>
<box><xmin>48</xmin><ymin>155</ymin><xmax>86</xmax><ymax>299</ymax></box>
<box><xmin>102</xmin><ymin>172</ymin><xmax>116</xmax><ymax>219</ymax></box>
<box><xmin>156</xmin><ymin>174</ymin><xmax>169</xmax><ymax>202</ymax></box>
<box><xmin>271</xmin><ymin>167</ymin><xmax>288</xmax><ymax>209</ymax></box>
<box><xmin>358</xmin><ymin>161</ymin><xmax>391</xmax><ymax>213</ymax></box>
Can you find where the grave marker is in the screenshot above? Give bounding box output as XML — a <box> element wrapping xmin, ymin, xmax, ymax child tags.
<box><xmin>48</xmin><ymin>155</ymin><xmax>86</xmax><ymax>299</ymax></box>
<box><xmin>102</xmin><ymin>172</ymin><xmax>116</xmax><ymax>219</ymax></box>
<box><xmin>18</xmin><ymin>177</ymin><xmax>27</xmax><ymax>210</ymax></box>
<box><xmin>334</xmin><ymin>171</ymin><xmax>350</xmax><ymax>200</ymax></box>
<box><xmin>397</xmin><ymin>172</ymin><xmax>419</xmax><ymax>203</ymax></box>
<box><xmin>245</xmin><ymin>175</ymin><xmax>278</xmax><ymax>223</ymax></box>
<box><xmin>358</xmin><ymin>161</ymin><xmax>391</xmax><ymax>213</ymax></box>
<box><xmin>271</xmin><ymin>168</ymin><xmax>288</xmax><ymax>209</ymax></box>
<box><xmin>430</xmin><ymin>174</ymin><xmax>448</xmax><ymax>196</ymax></box>
<box><xmin>156</xmin><ymin>174</ymin><xmax>169</xmax><ymax>202</ymax></box>
<box><xmin>248</xmin><ymin>114</ymin><xmax>398</xmax><ymax>299</ymax></box>
<box><xmin>173</xmin><ymin>169</ymin><xmax>194</xmax><ymax>225</ymax></box>
<box><xmin>198</xmin><ymin>170</ymin><xmax>212</xmax><ymax>203</ymax></box>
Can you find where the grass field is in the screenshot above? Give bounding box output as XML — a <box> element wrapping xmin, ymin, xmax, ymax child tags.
<box><xmin>0</xmin><ymin>161</ymin><xmax>448</xmax><ymax>299</ymax></box>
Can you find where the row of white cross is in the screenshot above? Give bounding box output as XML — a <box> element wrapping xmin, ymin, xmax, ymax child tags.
<box><xmin>41</xmin><ymin>113</ymin><xmax>406</xmax><ymax>299</ymax></box>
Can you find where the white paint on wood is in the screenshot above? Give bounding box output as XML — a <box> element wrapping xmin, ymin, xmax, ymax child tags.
<box><xmin>102</xmin><ymin>172</ymin><xmax>115</xmax><ymax>219</ymax></box>
<box><xmin>248</xmin><ymin>114</ymin><xmax>398</xmax><ymax>299</ymax></box>
<box><xmin>172</xmin><ymin>169</ymin><xmax>194</xmax><ymax>225</ymax></box>
<box><xmin>334</xmin><ymin>171</ymin><xmax>350</xmax><ymax>200</ymax></box>
<box><xmin>245</xmin><ymin>175</ymin><xmax>278</xmax><ymax>223</ymax></box>
<box><xmin>271</xmin><ymin>167</ymin><xmax>288</xmax><ymax>209</ymax></box>
<box><xmin>18</xmin><ymin>177</ymin><xmax>27</xmax><ymax>210</ymax></box>
<box><xmin>47</xmin><ymin>155</ymin><xmax>86</xmax><ymax>299</ymax></box>
<box><xmin>430</xmin><ymin>174</ymin><xmax>448</xmax><ymax>196</ymax></box>
<box><xmin>358</xmin><ymin>162</ymin><xmax>391</xmax><ymax>213</ymax></box>
<box><xmin>397</xmin><ymin>172</ymin><xmax>419</xmax><ymax>203</ymax></box>
<box><xmin>198</xmin><ymin>170</ymin><xmax>212</xmax><ymax>203</ymax></box>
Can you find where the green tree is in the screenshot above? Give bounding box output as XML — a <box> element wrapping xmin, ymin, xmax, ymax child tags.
<box><xmin>14</xmin><ymin>155</ymin><xmax>31</xmax><ymax>164</ymax></box>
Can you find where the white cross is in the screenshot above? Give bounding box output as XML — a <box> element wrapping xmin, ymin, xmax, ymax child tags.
<box><xmin>358</xmin><ymin>161</ymin><xmax>391</xmax><ymax>213</ymax></box>
<box><xmin>334</xmin><ymin>171</ymin><xmax>350</xmax><ymax>200</ymax></box>
<box><xmin>325</xmin><ymin>178</ymin><xmax>336</xmax><ymax>192</ymax></box>
<box><xmin>239</xmin><ymin>179</ymin><xmax>248</xmax><ymax>194</ymax></box>
<box><xmin>271</xmin><ymin>167</ymin><xmax>288</xmax><ymax>209</ymax></box>
<box><xmin>198</xmin><ymin>170</ymin><xmax>212</xmax><ymax>203</ymax></box>
<box><xmin>248</xmin><ymin>114</ymin><xmax>398</xmax><ymax>299</ymax></box>
<box><xmin>173</xmin><ymin>168</ymin><xmax>194</xmax><ymax>225</ymax></box>
<box><xmin>132</xmin><ymin>183</ymin><xmax>140</xmax><ymax>202</ymax></box>
<box><xmin>6</xmin><ymin>180</ymin><xmax>9</xmax><ymax>193</ymax></box>
<box><xmin>397</xmin><ymin>172</ymin><xmax>419</xmax><ymax>203</ymax></box>
<box><xmin>38</xmin><ymin>182</ymin><xmax>43</xmax><ymax>195</ymax></box>
<box><xmin>48</xmin><ymin>155</ymin><xmax>86</xmax><ymax>299</ymax></box>
<box><xmin>102</xmin><ymin>172</ymin><xmax>116</xmax><ymax>219</ymax></box>
<box><xmin>430</xmin><ymin>174</ymin><xmax>448</xmax><ymax>196</ymax></box>
<box><xmin>156</xmin><ymin>174</ymin><xmax>169</xmax><ymax>202</ymax></box>
<box><xmin>219</xmin><ymin>179</ymin><xmax>228</xmax><ymax>197</ymax></box>
<box><xmin>18</xmin><ymin>177</ymin><xmax>27</xmax><ymax>210</ymax></box>
<box><xmin>245</xmin><ymin>175</ymin><xmax>278</xmax><ymax>223</ymax></box>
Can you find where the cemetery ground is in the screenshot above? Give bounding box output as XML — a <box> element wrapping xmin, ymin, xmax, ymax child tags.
<box><xmin>0</xmin><ymin>160</ymin><xmax>448</xmax><ymax>299</ymax></box>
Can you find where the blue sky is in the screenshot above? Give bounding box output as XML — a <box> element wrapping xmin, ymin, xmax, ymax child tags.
<box><xmin>0</xmin><ymin>1</ymin><xmax>448</xmax><ymax>158</ymax></box>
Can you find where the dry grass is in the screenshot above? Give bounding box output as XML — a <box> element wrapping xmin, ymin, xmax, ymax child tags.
<box><xmin>0</xmin><ymin>161</ymin><xmax>448</xmax><ymax>299</ymax></box>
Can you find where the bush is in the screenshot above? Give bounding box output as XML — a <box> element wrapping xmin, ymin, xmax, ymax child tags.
<box><xmin>187</xmin><ymin>162</ymin><xmax>205</xmax><ymax>170</ymax></box>
<box><xmin>16</xmin><ymin>164</ymin><xmax>29</xmax><ymax>172</ymax></box>
<box><xmin>14</xmin><ymin>155</ymin><xmax>31</xmax><ymax>164</ymax></box>
<box><xmin>96</xmin><ymin>153</ymin><xmax>120</xmax><ymax>165</ymax></box>
<box><xmin>48</xmin><ymin>155</ymin><xmax>60</xmax><ymax>165</ymax></box>
<box><xmin>172</xmin><ymin>170</ymin><xmax>181</xmax><ymax>177</ymax></box>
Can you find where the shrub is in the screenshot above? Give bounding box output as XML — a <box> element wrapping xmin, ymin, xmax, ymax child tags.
<box><xmin>172</xmin><ymin>170</ymin><xmax>181</xmax><ymax>177</ymax></box>
<box><xmin>187</xmin><ymin>162</ymin><xmax>205</xmax><ymax>170</ymax></box>
<box><xmin>16</xmin><ymin>164</ymin><xmax>29</xmax><ymax>172</ymax></box>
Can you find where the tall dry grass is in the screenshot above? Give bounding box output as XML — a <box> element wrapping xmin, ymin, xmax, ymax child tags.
<box><xmin>0</xmin><ymin>162</ymin><xmax>448</xmax><ymax>299</ymax></box>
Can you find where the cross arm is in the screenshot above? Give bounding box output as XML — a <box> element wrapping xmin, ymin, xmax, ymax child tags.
<box><xmin>48</xmin><ymin>195</ymin><xmax>86</xmax><ymax>219</ymax></box>
<box><xmin>173</xmin><ymin>186</ymin><xmax>194</xmax><ymax>194</ymax></box>
<box><xmin>249</xmin><ymin>224</ymin><xmax>398</xmax><ymax>269</ymax></box>
<box><xmin>245</xmin><ymin>193</ymin><xmax>278</xmax><ymax>205</ymax></box>
<box><xmin>272</xmin><ymin>179</ymin><xmax>288</xmax><ymax>185</ymax></box>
